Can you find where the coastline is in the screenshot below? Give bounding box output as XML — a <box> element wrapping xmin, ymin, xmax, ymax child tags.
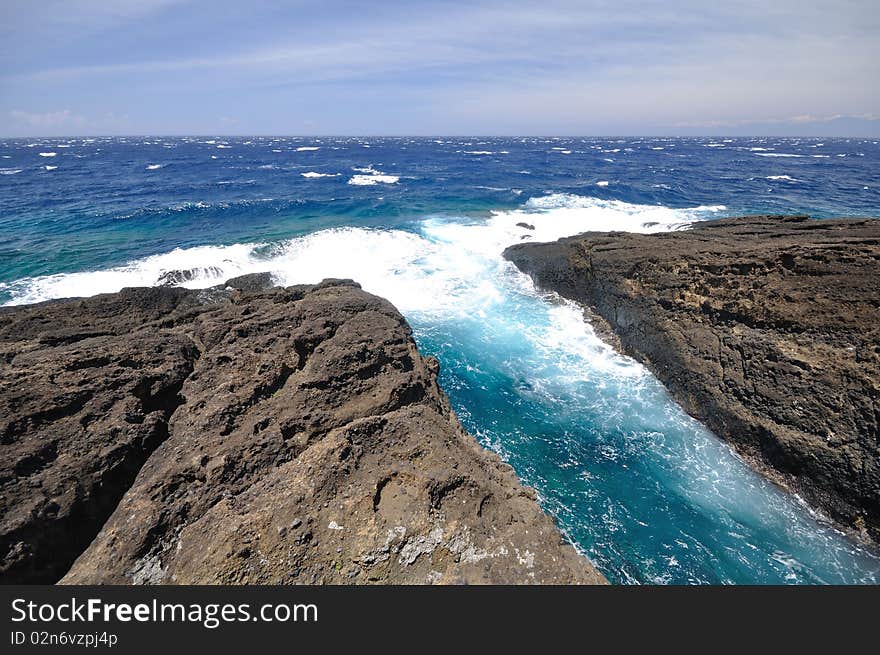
<box><xmin>504</xmin><ymin>214</ymin><xmax>880</xmax><ymax>546</ymax></box>
<box><xmin>0</xmin><ymin>274</ymin><xmax>606</xmax><ymax>585</ymax></box>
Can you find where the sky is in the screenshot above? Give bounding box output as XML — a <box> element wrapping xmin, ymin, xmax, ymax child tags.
<box><xmin>1</xmin><ymin>0</ymin><xmax>878</xmax><ymax>136</ymax></box>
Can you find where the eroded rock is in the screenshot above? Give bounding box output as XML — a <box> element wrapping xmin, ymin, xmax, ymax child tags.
<box><xmin>0</xmin><ymin>277</ymin><xmax>604</xmax><ymax>584</ymax></box>
<box><xmin>504</xmin><ymin>215</ymin><xmax>880</xmax><ymax>542</ymax></box>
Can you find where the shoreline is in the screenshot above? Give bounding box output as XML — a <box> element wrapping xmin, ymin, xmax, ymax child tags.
<box><xmin>0</xmin><ymin>275</ymin><xmax>606</xmax><ymax>585</ymax></box>
<box><xmin>504</xmin><ymin>214</ymin><xmax>880</xmax><ymax>548</ymax></box>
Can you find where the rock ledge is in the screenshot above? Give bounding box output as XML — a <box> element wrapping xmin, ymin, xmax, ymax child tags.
<box><xmin>505</xmin><ymin>215</ymin><xmax>880</xmax><ymax>543</ymax></box>
<box><xmin>0</xmin><ymin>276</ymin><xmax>605</xmax><ymax>584</ymax></box>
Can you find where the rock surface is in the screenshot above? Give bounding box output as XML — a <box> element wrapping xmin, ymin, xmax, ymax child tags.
<box><xmin>0</xmin><ymin>276</ymin><xmax>604</xmax><ymax>584</ymax></box>
<box><xmin>504</xmin><ymin>215</ymin><xmax>880</xmax><ymax>543</ymax></box>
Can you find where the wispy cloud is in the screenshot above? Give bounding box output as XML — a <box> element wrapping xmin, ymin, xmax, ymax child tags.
<box><xmin>1</xmin><ymin>1</ymin><xmax>877</xmax><ymax>135</ymax></box>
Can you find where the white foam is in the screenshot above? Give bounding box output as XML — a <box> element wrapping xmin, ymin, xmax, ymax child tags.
<box><xmin>349</xmin><ymin>174</ymin><xmax>399</xmax><ymax>186</ymax></box>
<box><xmin>296</xmin><ymin>147</ymin><xmax>320</xmax><ymax>151</ymax></box>
<box><xmin>301</xmin><ymin>171</ymin><xmax>339</xmax><ymax>178</ymax></box>
<box><xmin>39</xmin><ymin>152</ymin><xmax>57</xmax><ymax>157</ymax></box>
<box><xmin>216</xmin><ymin>144</ymin><xmax>232</xmax><ymax>149</ymax></box>
<box><xmin>3</xmin><ymin>194</ymin><xmax>721</xmax><ymax>310</ymax></box>
<box><xmin>44</xmin><ymin>165</ymin><xmax>57</xmax><ymax>171</ymax></box>
<box><xmin>596</xmin><ymin>180</ymin><xmax>609</xmax><ymax>187</ymax></box>
<box><xmin>347</xmin><ymin>166</ymin><xmax>399</xmax><ymax>185</ymax></box>
<box><xmin>766</xmin><ymin>175</ymin><xmax>801</xmax><ymax>182</ymax></box>
<box><xmin>146</xmin><ymin>164</ymin><xmax>163</xmax><ymax>170</ymax></box>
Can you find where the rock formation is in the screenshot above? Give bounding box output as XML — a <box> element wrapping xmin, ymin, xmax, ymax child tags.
<box><xmin>0</xmin><ymin>275</ymin><xmax>604</xmax><ymax>584</ymax></box>
<box><xmin>504</xmin><ymin>215</ymin><xmax>880</xmax><ymax>543</ymax></box>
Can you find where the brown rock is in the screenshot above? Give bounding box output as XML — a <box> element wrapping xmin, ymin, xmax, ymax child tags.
<box><xmin>0</xmin><ymin>277</ymin><xmax>604</xmax><ymax>584</ymax></box>
<box><xmin>504</xmin><ymin>214</ymin><xmax>880</xmax><ymax>543</ymax></box>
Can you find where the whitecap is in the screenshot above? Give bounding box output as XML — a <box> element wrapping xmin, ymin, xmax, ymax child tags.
<box><xmin>596</xmin><ymin>180</ymin><xmax>609</xmax><ymax>187</ymax></box>
<box><xmin>766</xmin><ymin>175</ymin><xmax>801</xmax><ymax>182</ymax></box>
<box><xmin>755</xmin><ymin>153</ymin><xmax>805</xmax><ymax>158</ymax></box>
<box><xmin>347</xmin><ymin>166</ymin><xmax>399</xmax><ymax>185</ymax></box>
<box><xmin>301</xmin><ymin>171</ymin><xmax>339</xmax><ymax>178</ymax></box>
<box><xmin>464</xmin><ymin>151</ymin><xmax>493</xmax><ymax>155</ymax></box>
<box><xmin>348</xmin><ymin>173</ymin><xmax>399</xmax><ymax>186</ymax></box>
<box><xmin>296</xmin><ymin>146</ymin><xmax>320</xmax><ymax>151</ymax></box>
<box><xmin>146</xmin><ymin>164</ymin><xmax>163</xmax><ymax>170</ymax></box>
<box><xmin>0</xmin><ymin>168</ymin><xmax>23</xmax><ymax>175</ymax></box>
<box><xmin>39</xmin><ymin>152</ymin><xmax>57</xmax><ymax>157</ymax></box>
<box><xmin>44</xmin><ymin>165</ymin><xmax>57</xmax><ymax>171</ymax></box>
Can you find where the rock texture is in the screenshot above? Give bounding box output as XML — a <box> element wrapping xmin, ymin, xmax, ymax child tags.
<box><xmin>504</xmin><ymin>215</ymin><xmax>880</xmax><ymax>543</ymax></box>
<box><xmin>0</xmin><ymin>275</ymin><xmax>604</xmax><ymax>584</ymax></box>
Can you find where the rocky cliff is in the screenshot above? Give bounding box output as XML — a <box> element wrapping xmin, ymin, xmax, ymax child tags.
<box><xmin>504</xmin><ymin>215</ymin><xmax>880</xmax><ymax>543</ymax></box>
<box><xmin>0</xmin><ymin>275</ymin><xmax>605</xmax><ymax>584</ymax></box>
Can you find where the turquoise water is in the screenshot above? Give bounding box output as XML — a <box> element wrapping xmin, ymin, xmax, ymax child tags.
<box><xmin>2</xmin><ymin>136</ymin><xmax>879</xmax><ymax>583</ymax></box>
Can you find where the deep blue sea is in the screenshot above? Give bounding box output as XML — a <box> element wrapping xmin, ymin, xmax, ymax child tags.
<box><xmin>2</xmin><ymin>136</ymin><xmax>879</xmax><ymax>584</ymax></box>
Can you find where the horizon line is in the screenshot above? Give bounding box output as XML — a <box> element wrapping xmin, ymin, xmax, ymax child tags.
<box><xmin>2</xmin><ymin>134</ymin><xmax>875</xmax><ymax>140</ymax></box>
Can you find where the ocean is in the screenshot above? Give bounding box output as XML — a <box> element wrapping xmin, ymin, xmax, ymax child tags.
<box><xmin>1</xmin><ymin>135</ymin><xmax>879</xmax><ymax>583</ymax></box>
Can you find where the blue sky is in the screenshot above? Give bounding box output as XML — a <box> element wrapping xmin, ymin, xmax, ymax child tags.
<box><xmin>1</xmin><ymin>0</ymin><xmax>878</xmax><ymax>136</ymax></box>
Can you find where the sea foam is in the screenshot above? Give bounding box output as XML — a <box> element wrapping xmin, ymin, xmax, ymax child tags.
<box><xmin>347</xmin><ymin>167</ymin><xmax>399</xmax><ymax>185</ymax></box>
<box><xmin>1</xmin><ymin>194</ymin><xmax>718</xmax><ymax>309</ymax></box>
